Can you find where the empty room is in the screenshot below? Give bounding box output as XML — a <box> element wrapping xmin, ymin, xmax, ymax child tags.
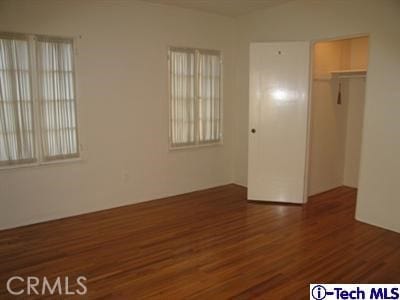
<box><xmin>0</xmin><ymin>0</ymin><xmax>399</xmax><ymax>299</ymax></box>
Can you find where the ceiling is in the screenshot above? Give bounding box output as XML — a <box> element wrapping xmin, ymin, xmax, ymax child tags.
<box><xmin>141</xmin><ymin>0</ymin><xmax>294</xmax><ymax>17</ymax></box>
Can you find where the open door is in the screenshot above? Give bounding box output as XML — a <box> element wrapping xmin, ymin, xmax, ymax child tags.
<box><xmin>248</xmin><ymin>42</ymin><xmax>310</xmax><ymax>204</ymax></box>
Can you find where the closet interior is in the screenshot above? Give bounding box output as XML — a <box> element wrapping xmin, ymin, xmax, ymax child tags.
<box><xmin>308</xmin><ymin>36</ymin><xmax>369</xmax><ymax>196</ymax></box>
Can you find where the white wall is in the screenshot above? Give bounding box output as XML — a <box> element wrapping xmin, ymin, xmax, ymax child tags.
<box><xmin>309</xmin><ymin>76</ymin><xmax>366</xmax><ymax>195</ymax></box>
<box><xmin>343</xmin><ymin>37</ymin><xmax>368</xmax><ymax>188</ymax></box>
<box><xmin>343</xmin><ymin>78</ymin><xmax>366</xmax><ymax>188</ymax></box>
<box><xmin>0</xmin><ymin>0</ymin><xmax>235</xmax><ymax>229</ymax></box>
<box><xmin>233</xmin><ymin>0</ymin><xmax>400</xmax><ymax>232</ymax></box>
<box><xmin>308</xmin><ymin>79</ymin><xmax>348</xmax><ymax>195</ymax></box>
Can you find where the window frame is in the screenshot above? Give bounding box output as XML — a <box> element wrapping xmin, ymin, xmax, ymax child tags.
<box><xmin>0</xmin><ymin>32</ymin><xmax>83</xmax><ymax>170</ymax></box>
<box><xmin>167</xmin><ymin>46</ymin><xmax>223</xmax><ymax>150</ymax></box>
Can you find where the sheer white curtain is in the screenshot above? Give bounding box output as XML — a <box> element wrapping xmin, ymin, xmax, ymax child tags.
<box><xmin>36</xmin><ymin>37</ymin><xmax>79</xmax><ymax>160</ymax></box>
<box><xmin>0</xmin><ymin>35</ymin><xmax>36</xmax><ymax>166</ymax></box>
<box><xmin>169</xmin><ymin>48</ymin><xmax>196</xmax><ymax>147</ymax></box>
<box><xmin>197</xmin><ymin>50</ymin><xmax>221</xmax><ymax>143</ymax></box>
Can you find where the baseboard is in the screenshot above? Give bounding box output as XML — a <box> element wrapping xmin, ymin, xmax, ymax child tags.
<box><xmin>308</xmin><ymin>185</ymin><xmax>356</xmax><ymax>198</ymax></box>
<box><xmin>0</xmin><ymin>183</ymin><xmax>237</xmax><ymax>232</ymax></box>
<box><xmin>355</xmin><ymin>215</ymin><xmax>400</xmax><ymax>234</ymax></box>
<box><xmin>230</xmin><ymin>182</ymin><xmax>247</xmax><ymax>189</ymax></box>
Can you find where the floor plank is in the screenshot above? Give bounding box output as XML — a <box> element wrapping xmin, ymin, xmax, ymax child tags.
<box><xmin>0</xmin><ymin>185</ymin><xmax>399</xmax><ymax>299</ymax></box>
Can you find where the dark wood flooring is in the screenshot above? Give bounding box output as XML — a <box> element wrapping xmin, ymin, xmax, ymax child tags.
<box><xmin>0</xmin><ymin>185</ymin><xmax>399</xmax><ymax>299</ymax></box>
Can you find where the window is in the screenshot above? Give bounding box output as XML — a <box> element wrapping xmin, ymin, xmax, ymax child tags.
<box><xmin>36</xmin><ymin>37</ymin><xmax>79</xmax><ymax>161</ymax></box>
<box><xmin>0</xmin><ymin>33</ymin><xmax>79</xmax><ymax>167</ymax></box>
<box><xmin>0</xmin><ymin>35</ymin><xmax>35</xmax><ymax>166</ymax></box>
<box><xmin>169</xmin><ymin>47</ymin><xmax>222</xmax><ymax>148</ymax></box>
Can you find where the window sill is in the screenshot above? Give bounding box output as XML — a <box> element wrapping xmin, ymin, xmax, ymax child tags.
<box><xmin>0</xmin><ymin>156</ymin><xmax>85</xmax><ymax>172</ymax></box>
<box><xmin>169</xmin><ymin>141</ymin><xmax>223</xmax><ymax>151</ymax></box>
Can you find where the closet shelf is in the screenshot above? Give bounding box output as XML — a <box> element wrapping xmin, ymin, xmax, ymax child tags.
<box><xmin>313</xmin><ymin>69</ymin><xmax>367</xmax><ymax>81</ymax></box>
<box><xmin>330</xmin><ymin>69</ymin><xmax>367</xmax><ymax>78</ymax></box>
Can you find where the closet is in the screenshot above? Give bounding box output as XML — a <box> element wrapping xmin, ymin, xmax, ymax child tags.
<box><xmin>308</xmin><ymin>36</ymin><xmax>369</xmax><ymax>196</ymax></box>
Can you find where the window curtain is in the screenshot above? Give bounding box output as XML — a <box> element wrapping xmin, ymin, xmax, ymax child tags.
<box><xmin>169</xmin><ymin>48</ymin><xmax>196</xmax><ymax>147</ymax></box>
<box><xmin>197</xmin><ymin>51</ymin><xmax>221</xmax><ymax>143</ymax></box>
<box><xmin>36</xmin><ymin>37</ymin><xmax>79</xmax><ymax>160</ymax></box>
<box><xmin>0</xmin><ymin>36</ymin><xmax>36</xmax><ymax>165</ymax></box>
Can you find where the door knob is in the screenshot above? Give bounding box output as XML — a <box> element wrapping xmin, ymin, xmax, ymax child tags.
<box><xmin>251</xmin><ymin>128</ymin><xmax>256</xmax><ymax>133</ymax></box>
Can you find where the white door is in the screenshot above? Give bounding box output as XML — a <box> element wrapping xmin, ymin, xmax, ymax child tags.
<box><xmin>248</xmin><ymin>42</ymin><xmax>310</xmax><ymax>204</ymax></box>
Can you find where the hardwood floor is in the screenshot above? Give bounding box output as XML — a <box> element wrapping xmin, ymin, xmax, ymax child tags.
<box><xmin>0</xmin><ymin>185</ymin><xmax>399</xmax><ymax>299</ymax></box>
